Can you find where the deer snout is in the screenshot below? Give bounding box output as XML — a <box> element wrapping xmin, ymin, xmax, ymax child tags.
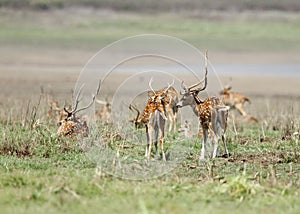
<box><xmin>176</xmin><ymin>101</ymin><xmax>183</xmax><ymax>108</ymax></box>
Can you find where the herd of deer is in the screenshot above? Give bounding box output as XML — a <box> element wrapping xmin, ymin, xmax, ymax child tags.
<box><xmin>48</xmin><ymin>51</ymin><xmax>257</xmax><ymax>161</ymax></box>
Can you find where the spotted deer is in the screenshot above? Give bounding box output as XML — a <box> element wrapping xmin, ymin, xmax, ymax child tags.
<box><xmin>129</xmin><ymin>79</ymin><xmax>174</xmax><ymax>161</ymax></box>
<box><xmin>57</xmin><ymin>81</ymin><xmax>101</xmax><ymax>138</ymax></box>
<box><xmin>220</xmin><ymin>86</ymin><xmax>251</xmax><ymax>116</ymax></box>
<box><xmin>156</xmin><ymin>84</ymin><xmax>179</xmax><ymax>132</ymax></box>
<box><xmin>129</xmin><ymin>80</ymin><xmax>178</xmax><ymax>132</ymax></box>
<box><xmin>176</xmin><ymin>52</ymin><xmax>230</xmax><ymax>160</ymax></box>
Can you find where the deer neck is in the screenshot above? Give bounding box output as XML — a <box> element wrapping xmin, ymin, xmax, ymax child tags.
<box><xmin>189</xmin><ymin>94</ymin><xmax>205</xmax><ymax>116</ymax></box>
<box><xmin>187</xmin><ymin>95</ymin><xmax>200</xmax><ymax>116</ymax></box>
<box><xmin>194</xmin><ymin>95</ymin><xmax>203</xmax><ymax>105</ymax></box>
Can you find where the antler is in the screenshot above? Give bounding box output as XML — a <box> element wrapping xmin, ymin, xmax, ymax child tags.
<box><xmin>180</xmin><ymin>81</ymin><xmax>188</xmax><ymax>95</ymax></box>
<box><xmin>190</xmin><ymin>50</ymin><xmax>208</xmax><ymax>93</ymax></box>
<box><xmin>72</xmin><ymin>79</ymin><xmax>101</xmax><ymax>115</ymax></box>
<box><xmin>64</xmin><ymin>80</ymin><xmax>101</xmax><ymax>118</ymax></box>
<box><xmin>163</xmin><ymin>79</ymin><xmax>175</xmax><ymax>93</ymax></box>
<box><xmin>96</xmin><ymin>99</ymin><xmax>108</xmax><ymax>105</ymax></box>
<box><xmin>64</xmin><ymin>84</ymin><xmax>85</xmax><ymax>115</ymax></box>
<box><xmin>148</xmin><ymin>77</ymin><xmax>156</xmax><ymax>95</ymax></box>
<box><xmin>187</xmin><ymin>81</ymin><xmax>203</xmax><ymax>91</ymax></box>
<box><xmin>181</xmin><ymin>81</ymin><xmax>187</xmax><ymax>91</ymax></box>
<box><xmin>181</xmin><ymin>50</ymin><xmax>209</xmax><ymax>94</ymax></box>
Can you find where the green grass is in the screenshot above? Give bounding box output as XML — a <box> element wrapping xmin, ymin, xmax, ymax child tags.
<box><xmin>0</xmin><ymin>10</ymin><xmax>300</xmax><ymax>52</ymax></box>
<box><xmin>0</xmin><ymin>7</ymin><xmax>300</xmax><ymax>213</ymax></box>
<box><xmin>0</xmin><ymin>95</ymin><xmax>300</xmax><ymax>213</ymax></box>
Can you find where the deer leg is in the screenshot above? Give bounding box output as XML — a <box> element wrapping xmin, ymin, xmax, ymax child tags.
<box><xmin>212</xmin><ymin>138</ymin><xmax>219</xmax><ymax>158</ymax></box>
<box><xmin>166</xmin><ymin>108</ymin><xmax>173</xmax><ymax>133</ymax></box>
<box><xmin>160</xmin><ymin>119</ymin><xmax>166</xmax><ymax>161</ymax></box>
<box><xmin>212</xmin><ymin>128</ymin><xmax>220</xmax><ymax>158</ymax></box>
<box><xmin>172</xmin><ymin>110</ymin><xmax>178</xmax><ymax>133</ymax></box>
<box><xmin>218</xmin><ymin>109</ymin><xmax>229</xmax><ymax>157</ymax></box>
<box><xmin>154</xmin><ymin>123</ymin><xmax>159</xmax><ymax>155</ymax></box>
<box><xmin>146</xmin><ymin>126</ymin><xmax>153</xmax><ymax>160</ymax></box>
<box><xmin>160</xmin><ymin>137</ymin><xmax>166</xmax><ymax>161</ymax></box>
<box><xmin>222</xmin><ymin>133</ymin><xmax>229</xmax><ymax>158</ymax></box>
<box><xmin>235</xmin><ymin>103</ymin><xmax>247</xmax><ymax>116</ymax></box>
<box><xmin>200</xmin><ymin>128</ymin><xmax>208</xmax><ymax>160</ymax></box>
<box><xmin>145</xmin><ymin>126</ymin><xmax>150</xmax><ymax>157</ymax></box>
<box><xmin>167</xmin><ymin>111</ymin><xmax>172</xmax><ymax>133</ymax></box>
<box><xmin>168</xmin><ymin>117</ymin><xmax>173</xmax><ymax>133</ymax></box>
<box><xmin>148</xmin><ymin>131</ymin><xmax>153</xmax><ymax>160</ymax></box>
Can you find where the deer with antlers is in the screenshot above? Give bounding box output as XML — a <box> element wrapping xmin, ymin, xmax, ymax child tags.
<box><xmin>129</xmin><ymin>79</ymin><xmax>175</xmax><ymax>161</ymax></box>
<box><xmin>57</xmin><ymin>81</ymin><xmax>101</xmax><ymax>138</ymax></box>
<box><xmin>129</xmin><ymin>82</ymin><xmax>178</xmax><ymax>132</ymax></box>
<box><xmin>158</xmin><ymin>85</ymin><xmax>179</xmax><ymax>132</ymax></box>
<box><xmin>176</xmin><ymin>52</ymin><xmax>230</xmax><ymax>160</ymax></box>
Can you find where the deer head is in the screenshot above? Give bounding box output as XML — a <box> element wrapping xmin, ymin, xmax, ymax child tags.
<box><xmin>129</xmin><ymin>104</ymin><xmax>144</xmax><ymax>129</ymax></box>
<box><xmin>177</xmin><ymin>51</ymin><xmax>208</xmax><ymax>108</ymax></box>
<box><xmin>147</xmin><ymin>78</ymin><xmax>174</xmax><ymax>102</ymax></box>
<box><xmin>220</xmin><ymin>85</ymin><xmax>232</xmax><ymax>95</ymax></box>
<box><xmin>129</xmin><ymin>79</ymin><xmax>174</xmax><ymax>129</ymax></box>
<box><xmin>57</xmin><ymin>80</ymin><xmax>101</xmax><ymax>137</ymax></box>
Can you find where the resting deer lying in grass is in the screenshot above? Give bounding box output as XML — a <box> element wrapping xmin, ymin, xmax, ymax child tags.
<box><xmin>57</xmin><ymin>81</ymin><xmax>101</xmax><ymax>138</ymax></box>
<box><xmin>176</xmin><ymin>52</ymin><xmax>229</xmax><ymax>160</ymax></box>
<box><xmin>178</xmin><ymin>120</ymin><xmax>193</xmax><ymax>138</ymax></box>
<box><xmin>129</xmin><ymin>79</ymin><xmax>174</xmax><ymax>161</ymax></box>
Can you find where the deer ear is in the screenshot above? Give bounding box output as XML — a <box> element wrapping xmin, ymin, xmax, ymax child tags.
<box><xmin>148</xmin><ymin>91</ymin><xmax>155</xmax><ymax>98</ymax></box>
<box><xmin>225</xmin><ymin>85</ymin><xmax>232</xmax><ymax>90</ymax></box>
<box><xmin>160</xmin><ymin>93</ymin><xmax>167</xmax><ymax>100</ymax></box>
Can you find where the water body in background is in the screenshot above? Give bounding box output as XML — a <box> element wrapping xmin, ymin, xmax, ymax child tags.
<box><xmin>215</xmin><ymin>64</ymin><xmax>300</xmax><ymax>76</ymax></box>
<box><xmin>1</xmin><ymin>63</ymin><xmax>300</xmax><ymax>77</ymax></box>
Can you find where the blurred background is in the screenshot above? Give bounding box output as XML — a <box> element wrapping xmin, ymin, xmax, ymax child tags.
<box><xmin>0</xmin><ymin>0</ymin><xmax>299</xmax><ymax>100</ymax></box>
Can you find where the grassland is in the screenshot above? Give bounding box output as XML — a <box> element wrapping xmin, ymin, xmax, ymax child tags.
<box><xmin>0</xmin><ymin>6</ymin><xmax>300</xmax><ymax>214</ymax></box>
<box><xmin>0</xmin><ymin>71</ymin><xmax>299</xmax><ymax>213</ymax></box>
<box><xmin>1</xmin><ymin>8</ymin><xmax>300</xmax><ymax>52</ymax></box>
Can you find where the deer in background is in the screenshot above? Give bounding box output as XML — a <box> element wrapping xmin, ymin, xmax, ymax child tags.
<box><xmin>220</xmin><ymin>86</ymin><xmax>258</xmax><ymax>123</ymax></box>
<box><xmin>57</xmin><ymin>81</ymin><xmax>101</xmax><ymax>138</ymax></box>
<box><xmin>176</xmin><ymin>51</ymin><xmax>230</xmax><ymax>160</ymax></box>
<box><xmin>220</xmin><ymin>85</ymin><xmax>250</xmax><ymax>116</ymax></box>
<box><xmin>95</xmin><ymin>98</ymin><xmax>111</xmax><ymax>124</ymax></box>
<box><xmin>178</xmin><ymin>120</ymin><xmax>193</xmax><ymax>138</ymax></box>
<box><xmin>47</xmin><ymin>100</ymin><xmax>61</xmax><ymax>120</ymax></box>
<box><xmin>129</xmin><ymin>79</ymin><xmax>175</xmax><ymax>161</ymax></box>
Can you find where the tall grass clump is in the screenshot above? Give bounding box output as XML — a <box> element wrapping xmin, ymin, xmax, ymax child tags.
<box><xmin>215</xmin><ymin>175</ymin><xmax>262</xmax><ymax>201</ymax></box>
